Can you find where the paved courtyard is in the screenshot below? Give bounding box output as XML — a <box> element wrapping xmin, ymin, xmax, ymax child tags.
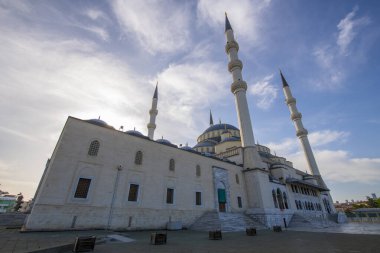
<box><xmin>0</xmin><ymin>223</ymin><xmax>379</xmax><ymax>253</ymax></box>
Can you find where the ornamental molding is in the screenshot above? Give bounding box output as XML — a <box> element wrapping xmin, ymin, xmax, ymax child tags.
<box><xmin>231</xmin><ymin>80</ymin><xmax>247</xmax><ymax>94</ymax></box>
<box><xmin>228</xmin><ymin>59</ymin><xmax>243</xmax><ymax>73</ymax></box>
<box><xmin>225</xmin><ymin>40</ymin><xmax>239</xmax><ymax>54</ymax></box>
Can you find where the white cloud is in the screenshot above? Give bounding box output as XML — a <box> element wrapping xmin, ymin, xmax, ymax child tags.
<box><xmin>266</xmin><ymin>130</ymin><xmax>380</xmax><ymax>184</ymax></box>
<box><xmin>154</xmin><ymin>61</ymin><xmax>230</xmax><ymax>143</ymax></box>
<box><xmin>288</xmin><ymin>150</ymin><xmax>380</xmax><ymax>184</ymax></box>
<box><xmin>197</xmin><ymin>0</ymin><xmax>271</xmax><ymax>46</ymax></box>
<box><xmin>84</xmin><ymin>8</ymin><xmax>109</xmax><ymax>22</ymax></box>
<box><xmin>312</xmin><ymin>7</ymin><xmax>370</xmax><ymax>89</ymax></box>
<box><xmin>111</xmin><ymin>0</ymin><xmax>191</xmax><ymax>54</ymax></box>
<box><xmin>337</xmin><ymin>6</ymin><xmax>370</xmax><ymax>55</ymax></box>
<box><xmin>249</xmin><ymin>74</ymin><xmax>277</xmax><ymax>109</ymax></box>
<box><xmin>0</xmin><ymin>27</ymin><xmax>152</xmax><ymax>199</ymax></box>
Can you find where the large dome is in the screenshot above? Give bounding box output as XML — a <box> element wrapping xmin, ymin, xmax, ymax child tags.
<box><xmin>203</xmin><ymin>123</ymin><xmax>239</xmax><ymax>134</ymax></box>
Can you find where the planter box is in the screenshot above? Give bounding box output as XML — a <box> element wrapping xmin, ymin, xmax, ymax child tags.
<box><xmin>273</xmin><ymin>226</ymin><xmax>282</xmax><ymax>232</ymax></box>
<box><xmin>73</xmin><ymin>236</ymin><xmax>96</xmax><ymax>252</ymax></box>
<box><xmin>246</xmin><ymin>228</ymin><xmax>257</xmax><ymax>236</ymax></box>
<box><xmin>150</xmin><ymin>232</ymin><xmax>167</xmax><ymax>245</ymax></box>
<box><xmin>209</xmin><ymin>230</ymin><xmax>222</xmax><ymax>240</ymax></box>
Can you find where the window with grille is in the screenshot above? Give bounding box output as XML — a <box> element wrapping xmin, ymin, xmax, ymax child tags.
<box><xmin>88</xmin><ymin>140</ymin><xmax>100</xmax><ymax>156</ymax></box>
<box><xmin>196</xmin><ymin>165</ymin><xmax>201</xmax><ymax>177</ymax></box>
<box><xmin>235</xmin><ymin>174</ymin><xmax>240</xmax><ymax>184</ymax></box>
<box><xmin>196</xmin><ymin>192</ymin><xmax>202</xmax><ymax>206</ymax></box>
<box><xmin>237</xmin><ymin>196</ymin><xmax>242</xmax><ymax>208</ymax></box>
<box><xmin>169</xmin><ymin>159</ymin><xmax>175</xmax><ymax>171</ymax></box>
<box><xmin>166</xmin><ymin>188</ymin><xmax>174</xmax><ymax>204</ymax></box>
<box><xmin>128</xmin><ymin>184</ymin><xmax>139</xmax><ymax>202</ymax></box>
<box><xmin>135</xmin><ymin>151</ymin><xmax>143</xmax><ymax>165</ymax></box>
<box><xmin>74</xmin><ymin>178</ymin><xmax>91</xmax><ymax>198</ymax></box>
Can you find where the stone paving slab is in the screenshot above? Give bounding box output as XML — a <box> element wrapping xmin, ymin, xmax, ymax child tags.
<box><xmin>1</xmin><ymin>223</ymin><xmax>380</xmax><ymax>253</ymax></box>
<box><xmin>88</xmin><ymin>229</ymin><xmax>380</xmax><ymax>253</ymax></box>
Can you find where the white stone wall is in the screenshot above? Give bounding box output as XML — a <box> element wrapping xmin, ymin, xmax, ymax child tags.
<box><xmin>25</xmin><ymin>117</ymin><xmax>247</xmax><ymax>230</ymax></box>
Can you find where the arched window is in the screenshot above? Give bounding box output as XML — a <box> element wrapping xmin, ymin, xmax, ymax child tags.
<box><xmin>277</xmin><ymin>188</ymin><xmax>284</xmax><ymax>209</ymax></box>
<box><xmin>295</xmin><ymin>200</ymin><xmax>299</xmax><ymax>209</ymax></box>
<box><xmin>169</xmin><ymin>159</ymin><xmax>175</xmax><ymax>171</ymax></box>
<box><xmin>134</xmin><ymin>151</ymin><xmax>143</xmax><ymax>165</ymax></box>
<box><xmin>196</xmin><ymin>165</ymin><xmax>201</xmax><ymax>177</ymax></box>
<box><xmin>272</xmin><ymin>190</ymin><xmax>278</xmax><ymax>208</ymax></box>
<box><xmin>235</xmin><ymin>174</ymin><xmax>240</xmax><ymax>184</ymax></box>
<box><xmin>283</xmin><ymin>192</ymin><xmax>289</xmax><ymax>209</ymax></box>
<box><xmin>88</xmin><ymin>140</ymin><xmax>100</xmax><ymax>156</ymax></box>
<box><xmin>299</xmin><ymin>200</ymin><xmax>302</xmax><ymax>210</ymax></box>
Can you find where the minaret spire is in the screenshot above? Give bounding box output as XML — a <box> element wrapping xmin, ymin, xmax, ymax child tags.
<box><xmin>225</xmin><ymin>12</ymin><xmax>232</xmax><ymax>32</ymax></box>
<box><xmin>224</xmin><ymin>15</ymin><xmax>266</xmax><ymax>169</ymax></box>
<box><xmin>280</xmin><ymin>71</ymin><xmax>327</xmax><ymax>188</ymax></box>
<box><xmin>147</xmin><ymin>82</ymin><xmax>158</xmax><ymax>140</ymax></box>
<box><xmin>209</xmin><ymin>110</ymin><xmax>214</xmax><ymax>126</ymax></box>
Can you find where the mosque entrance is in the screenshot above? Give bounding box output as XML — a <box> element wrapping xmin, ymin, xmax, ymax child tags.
<box><xmin>218</xmin><ymin>188</ymin><xmax>226</xmax><ymax>212</ymax></box>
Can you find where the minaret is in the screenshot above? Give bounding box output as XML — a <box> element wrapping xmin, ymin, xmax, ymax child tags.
<box><xmin>280</xmin><ymin>71</ymin><xmax>327</xmax><ymax>188</ymax></box>
<box><xmin>209</xmin><ymin>110</ymin><xmax>214</xmax><ymax>126</ymax></box>
<box><xmin>225</xmin><ymin>14</ymin><xmax>266</xmax><ymax>169</ymax></box>
<box><xmin>147</xmin><ymin>83</ymin><xmax>158</xmax><ymax>140</ymax></box>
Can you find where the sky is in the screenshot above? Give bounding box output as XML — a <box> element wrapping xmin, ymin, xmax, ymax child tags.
<box><xmin>0</xmin><ymin>0</ymin><xmax>379</xmax><ymax>203</ymax></box>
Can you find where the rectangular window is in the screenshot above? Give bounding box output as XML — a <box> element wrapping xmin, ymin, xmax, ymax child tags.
<box><xmin>237</xmin><ymin>196</ymin><xmax>242</xmax><ymax>208</ymax></box>
<box><xmin>166</xmin><ymin>188</ymin><xmax>174</xmax><ymax>204</ymax></box>
<box><xmin>74</xmin><ymin>178</ymin><xmax>91</xmax><ymax>198</ymax></box>
<box><xmin>128</xmin><ymin>184</ymin><xmax>139</xmax><ymax>202</ymax></box>
<box><xmin>196</xmin><ymin>192</ymin><xmax>202</xmax><ymax>206</ymax></box>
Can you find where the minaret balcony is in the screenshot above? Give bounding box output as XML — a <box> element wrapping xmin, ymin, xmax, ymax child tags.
<box><xmin>225</xmin><ymin>40</ymin><xmax>239</xmax><ymax>53</ymax></box>
<box><xmin>296</xmin><ymin>129</ymin><xmax>308</xmax><ymax>137</ymax></box>
<box><xmin>228</xmin><ymin>59</ymin><xmax>243</xmax><ymax>73</ymax></box>
<box><xmin>149</xmin><ymin>109</ymin><xmax>158</xmax><ymax>115</ymax></box>
<box><xmin>231</xmin><ymin>80</ymin><xmax>247</xmax><ymax>94</ymax></box>
<box><xmin>285</xmin><ymin>97</ymin><xmax>296</xmax><ymax>105</ymax></box>
<box><xmin>291</xmin><ymin>112</ymin><xmax>302</xmax><ymax>121</ymax></box>
<box><xmin>147</xmin><ymin>123</ymin><xmax>156</xmax><ymax>129</ymax></box>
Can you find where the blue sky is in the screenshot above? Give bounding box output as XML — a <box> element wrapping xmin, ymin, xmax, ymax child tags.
<box><xmin>0</xmin><ymin>0</ymin><xmax>379</xmax><ymax>202</ymax></box>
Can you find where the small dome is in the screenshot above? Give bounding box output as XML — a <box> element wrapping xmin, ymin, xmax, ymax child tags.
<box><xmin>193</xmin><ymin>141</ymin><xmax>215</xmax><ymax>148</ymax></box>
<box><xmin>85</xmin><ymin>119</ymin><xmax>115</xmax><ymax>129</ymax></box>
<box><xmin>180</xmin><ymin>146</ymin><xmax>193</xmax><ymax>151</ymax></box>
<box><xmin>156</xmin><ymin>138</ymin><xmax>178</xmax><ymax>148</ymax></box>
<box><xmin>125</xmin><ymin>130</ymin><xmax>144</xmax><ymax>137</ymax></box>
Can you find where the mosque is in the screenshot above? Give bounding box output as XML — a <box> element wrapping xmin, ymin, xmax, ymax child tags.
<box><xmin>24</xmin><ymin>15</ymin><xmax>338</xmax><ymax>231</ymax></box>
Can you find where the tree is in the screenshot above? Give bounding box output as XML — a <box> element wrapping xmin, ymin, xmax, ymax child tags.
<box><xmin>13</xmin><ymin>193</ymin><xmax>24</xmax><ymax>212</ymax></box>
<box><xmin>367</xmin><ymin>198</ymin><xmax>379</xmax><ymax>208</ymax></box>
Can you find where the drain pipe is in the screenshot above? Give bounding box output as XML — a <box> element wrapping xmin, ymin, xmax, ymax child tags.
<box><xmin>107</xmin><ymin>165</ymin><xmax>122</xmax><ymax>230</ymax></box>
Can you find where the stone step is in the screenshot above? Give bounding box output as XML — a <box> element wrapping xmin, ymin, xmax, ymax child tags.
<box><xmin>190</xmin><ymin>211</ymin><xmax>267</xmax><ymax>232</ymax></box>
<box><xmin>289</xmin><ymin>213</ymin><xmax>338</xmax><ymax>229</ymax></box>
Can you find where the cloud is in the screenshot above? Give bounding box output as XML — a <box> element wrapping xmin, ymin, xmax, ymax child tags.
<box><xmin>266</xmin><ymin>130</ymin><xmax>348</xmax><ymax>155</ymax></box>
<box><xmin>111</xmin><ymin>0</ymin><xmax>191</xmax><ymax>54</ymax></box>
<box><xmin>154</xmin><ymin>60</ymin><xmax>230</xmax><ymax>143</ymax></box>
<box><xmin>0</xmin><ymin>25</ymin><xmax>152</xmax><ymax>199</ymax></box>
<box><xmin>84</xmin><ymin>8</ymin><xmax>110</xmax><ymax>22</ymax></box>
<box><xmin>337</xmin><ymin>6</ymin><xmax>370</xmax><ymax>55</ymax></box>
<box><xmin>197</xmin><ymin>0</ymin><xmax>271</xmax><ymax>46</ymax></box>
<box><xmin>249</xmin><ymin>74</ymin><xmax>277</xmax><ymax>109</ymax></box>
<box><xmin>288</xmin><ymin>150</ymin><xmax>380</xmax><ymax>184</ymax></box>
<box><xmin>312</xmin><ymin>7</ymin><xmax>370</xmax><ymax>89</ymax></box>
<box><xmin>266</xmin><ymin>130</ymin><xmax>380</xmax><ymax>184</ymax></box>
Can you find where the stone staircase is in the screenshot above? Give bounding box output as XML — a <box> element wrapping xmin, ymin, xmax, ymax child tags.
<box><xmin>289</xmin><ymin>213</ymin><xmax>338</xmax><ymax>229</ymax></box>
<box><xmin>190</xmin><ymin>211</ymin><xmax>266</xmax><ymax>232</ymax></box>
